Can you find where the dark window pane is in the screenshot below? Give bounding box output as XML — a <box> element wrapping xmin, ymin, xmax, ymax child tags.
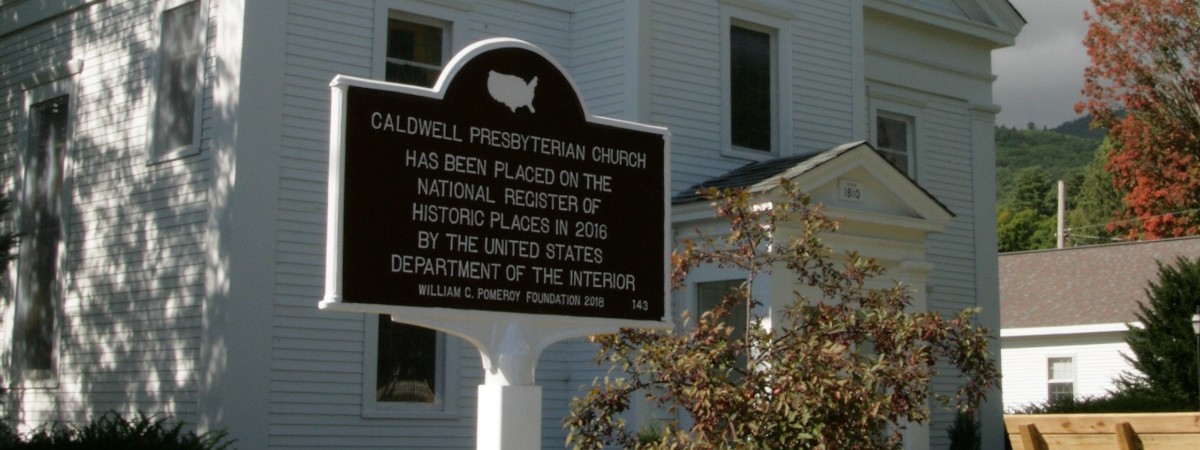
<box><xmin>1048</xmin><ymin>382</ymin><xmax>1074</xmax><ymax>401</ymax></box>
<box><xmin>154</xmin><ymin>1</ymin><xmax>201</xmax><ymax>153</ymax></box>
<box><xmin>376</xmin><ymin>316</ymin><xmax>438</xmax><ymax>403</ymax></box>
<box><xmin>876</xmin><ymin>116</ymin><xmax>908</xmax><ymax>152</ymax></box>
<box><xmin>697</xmin><ymin>280</ymin><xmax>748</xmax><ymax>337</ymax></box>
<box><xmin>386</xmin><ymin>18</ymin><xmax>444</xmax><ymax>87</ymax></box>
<box><xmin>697</xmin><ymin>280</ymin><xmax>749</xmax><ymax>371</ymax></box>
<box><xmin>16</xmin><ymin>96</ymin><xmax>68</xmax><ymax>377</ymax></box>
<box><xmin>876</xmin><ymin>115</ymin><xmax>910</xmax><ymax>175</ymax></box>
<box><xmin>731</xmin><ymin>25</ymin><xmax>772</xmax><ymax>151</ymax></box>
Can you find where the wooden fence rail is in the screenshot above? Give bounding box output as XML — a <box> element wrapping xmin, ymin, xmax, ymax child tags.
<box><xmin>1004</xmin><ymin>413</ymin><xmax>1200</xmax><ymax>450</ymax></box>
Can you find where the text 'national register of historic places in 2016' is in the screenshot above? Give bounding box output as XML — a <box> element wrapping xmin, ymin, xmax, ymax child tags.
<box><xmin>334</xmin><ymin>46</ymin><xmax>667</xmax><ymax>322</ymax></box>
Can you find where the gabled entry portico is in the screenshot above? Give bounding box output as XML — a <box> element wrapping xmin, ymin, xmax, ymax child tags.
<box><xmin>669</xmin><ymin>141</ymin><xmax>955</xmax><ymax>447</ymax></box>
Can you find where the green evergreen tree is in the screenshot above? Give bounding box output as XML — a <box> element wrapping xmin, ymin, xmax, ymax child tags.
<box><xmin>1119</xmin><ymin>256</ymin><xmax>1200</xmax><ymax>408</ymax></box>
<box><xmin>947</xmin><ymin>411</ymin><xmax>981</xmax><ymax>450</ymax></box>
<box><xmin>1008</xmin><ymin>167</ymin><xmax>1055</xmax><ymax>216</ymax></box>
<box><xmin>1067</xmin><ymin>140</ymin><xmax>1126</xmax><ymax>246</ymax></box>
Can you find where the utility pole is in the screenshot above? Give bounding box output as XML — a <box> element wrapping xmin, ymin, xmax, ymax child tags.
<box><xmin>1056</xmin><ymin>180</ymin><xmax>1066</xmax><ymax>249</ymax></box>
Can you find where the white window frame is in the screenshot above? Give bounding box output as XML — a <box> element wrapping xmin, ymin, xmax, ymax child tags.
<box><xmin>1047</xmin><ymin>356</ymin><xmax>1076</xmax><ymax>402</ymax></box>
<box><xmin>145</xmin><ymin>0</ymin><xmax>209</xmax><ymax>164</ymax></box>
<box><xmin>720</xmin><ymin>2</ymin><xmax>793</xmax><ymax>160</ymax></box>
<box><xmin>868</xmin><ymin>92</ymin><xmax>924</xmax><ymax>179</ymax></box>
<box><xmin>361</xmin><ymin>315</ymin><xmax>461</xmax><ymax>418</ymax></box>
<box><xmin>362</xmin><ymin>1</ymin><xmax>468</xmax><ymax>418</ymax></box>
<box><xmin>372</xmin><ymin>0</ymin><xmax>468</xmax><ymax>87</ymax></box>
<box><xmin>9</xmin><ymin>63</ymin><xmax>81</xmax><ymax>389</ymax></box>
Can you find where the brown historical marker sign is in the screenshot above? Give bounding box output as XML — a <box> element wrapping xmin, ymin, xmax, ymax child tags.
<box><xmin>323</xmin><ymin>40</ymin><xmax>669</xmax><ymax>323</ymax></box>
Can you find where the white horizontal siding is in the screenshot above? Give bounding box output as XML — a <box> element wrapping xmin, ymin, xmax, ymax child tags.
<box><xmin>792</xmin><ymin>0</ymin><xmax>855</xmax><ymax>153</ymax></box>
<box><xmin>655</xmin><ymin>0</ymin><xmax>856</xmax><ymax>194</ymax></box>
<box><xmin>278</xmin><ymin>0</ymin><xmax>390</xmax><ymax>432</ymax></box>
<box><xmin>571</xmin><ymin>0</ymin><xmax>628</xmax><ymax>118</ymax></box>
<box><xmin>471</xmin><ymin>2</ymin><xmax>573</xmax><ymax>63</ymax></box>
<box><xmin>274</xmin><ymin>0</ymin><xmax>373</xmax><ymax>442</ymax></box>
<box><xmin>914</xmin><ymin>97</ymin><xmax>978</xmax><ymax>448</ymax></box>
<box><xmin>0</xmin><ymin>0</ymin><xmax>211</xmax><ymax>432</ymax></box>
<box><xmin>1001</xmin><ymin>332</ymin><xmax>1137</xmax><ymax>411</ymax></box>
<box><xmin>537</xmin><ymin>339</ymin><xmax>574</xmax><ymax>448</ymax></box>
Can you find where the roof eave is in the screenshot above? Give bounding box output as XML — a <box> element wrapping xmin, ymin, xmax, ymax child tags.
<box><xmin>864</xmin><ymin>0</ymin><xmax>1024</xmax><ymax>49</ymax></box>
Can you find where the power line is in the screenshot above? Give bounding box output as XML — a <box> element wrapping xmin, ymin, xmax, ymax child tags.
<box><xmin>1067</xmin><ymin>207</ymin><xmax>1200</xmax><ymax>232</ymax></box>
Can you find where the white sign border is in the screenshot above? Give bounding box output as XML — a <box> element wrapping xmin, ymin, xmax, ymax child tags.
<box><xmin>321</xmin><ymin>38</ymin><xmax>672</xmax><ymax>384</ymax></box>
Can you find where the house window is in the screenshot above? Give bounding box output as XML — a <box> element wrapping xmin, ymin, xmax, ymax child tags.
<box><xmin>696</xmin><ymin>280</ymin><xmax>748</xmax><ymax>338</ymax></box>
<box><xmin>385</xmin><ymin>15</ymin><xmax>447</xmax><ymax>87</ymax></box>
<box><xmin>375</xmin><ymin>315</ymin><xmax>442</xmax><ymax>404</ymax></box>
<box><xmin>696</xmin><ymin>280</ymin><xmax>750</xmax><ymax>371</ymax></box>
<box><xmin>730</xmin><ymin>24</ymin><xmax>773</xmax><ymax>152</ymax></box>
<box><xmin>14</xmin><ymin>95</ymin><xmax>70</xmax><ymax>381</ymax></box>
<box><xmin>720</xmin><ymin>5</ymin><xmax>791</xmax><ymax>160</ymax></box>
<box><xmin>875</xmin><ymin>111</ymin><xmax>914</xmax><ymax>176</ymax></box>
<box><xmin>149</xmin><ymin>0</ymin><xmax>205</xmax><ymax>161</ymax></box>
<box><xmin>1047</xmin><ymin>357</ymin><xmax>1075</xmax><ymax>402</ymax></box>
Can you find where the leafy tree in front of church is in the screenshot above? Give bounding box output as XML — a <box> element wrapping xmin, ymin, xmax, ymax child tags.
<box><xmin>565</xmin><ymin>180</ymin><xmax>1000</xmax><ymax>449</ymax></box>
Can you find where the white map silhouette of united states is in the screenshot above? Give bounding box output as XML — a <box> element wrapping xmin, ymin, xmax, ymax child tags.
<box><xmin>487</xmin><ymin>70</ymin><xmax>538</xmax><ymax>113</ymax></box>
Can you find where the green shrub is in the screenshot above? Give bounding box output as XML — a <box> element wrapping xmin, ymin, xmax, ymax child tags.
<box><xmin>0</xmin><ymin>389</ymin><xmax>14</xmax><ymax>448</ymax></box>
<box><xmin>947</xmin><ymin>412</ymin><xmax>981</xmax><ymax>450</ymax></box>
<box><xmin>0</xmin><ymin>421</ymin><xmax>17</xmax><ymax>449</ymax></box>
<box><xmin>0</xmin><ymin>411</ymin><xmax>231</xmax><ymax>450</ymax></box>
<box><xmin>1011</xmin><ymin>388</ymin><xmax>1193</xmax><ymax>414</ymax></box>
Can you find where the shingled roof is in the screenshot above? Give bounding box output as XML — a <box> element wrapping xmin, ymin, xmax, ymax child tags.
<box><xmin>672</xmin><ymin>142</ymin><xmax>866</xmax><ymax>204</ymax></box>
<box><xmin>671</xmin><ymin>142</ymin><xmax>952</xmax><ymax>218</ymax></box>
<box><xmin>1000</xmin><ymin>237</ymin><xmax>1200</xmax><ymax>329</ymax></box>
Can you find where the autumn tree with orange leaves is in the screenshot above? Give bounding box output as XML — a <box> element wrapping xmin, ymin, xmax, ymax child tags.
<box><xmin>1077</xmin><ymin>0</ymin><xmax>1200</xmax><ymax>239</ymax></box>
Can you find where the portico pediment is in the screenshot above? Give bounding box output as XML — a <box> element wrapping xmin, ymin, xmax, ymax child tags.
<box><xmin>672</xmin><ymin>141</ymin><xmax>953</xmax><ymax>239</ymax></box>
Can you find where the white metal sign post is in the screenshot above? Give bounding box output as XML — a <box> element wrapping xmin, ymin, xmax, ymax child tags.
<box><xmin>322</xmin><ymin>38</ymin><xmax>671</xmax><ymax>450</ymax></box>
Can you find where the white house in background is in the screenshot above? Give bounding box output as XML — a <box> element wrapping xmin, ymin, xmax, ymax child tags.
<box><xmin>1</xmin><ymin>1</ymin><xmax>1021</xmax><ymax>448</ymax></box>
<box><xmin>999</xmin><ymin>236</ymin><xmax>1200</xmax><ymax>411</ymax></box>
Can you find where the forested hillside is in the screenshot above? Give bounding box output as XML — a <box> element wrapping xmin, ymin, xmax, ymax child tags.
<box><xmin>995</xmin><ymin>117</ymin><xmax>1103</xmax><ymax>204</ymax></box>
<box><xmin>994</xmin><ymin>117</ymin><xmax>1121</xmax><ymax>252</ymax></box>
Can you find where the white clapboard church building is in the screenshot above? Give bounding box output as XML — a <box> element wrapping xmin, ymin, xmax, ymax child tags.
<box><xmin>1</xmin><ymin>1</ymin><xmax>1021</xmax><ymax>448</ymax></box>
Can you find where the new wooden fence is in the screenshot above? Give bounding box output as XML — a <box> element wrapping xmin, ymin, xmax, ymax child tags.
<box><xmin>1004</xmin><ymin>413</ymin><xmax>1200</xmax><ymax>450</ymax></box>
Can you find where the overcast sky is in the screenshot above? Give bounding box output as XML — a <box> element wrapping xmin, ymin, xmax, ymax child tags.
<box><xmin>993</xmin><ymin>0</ymin><xmax>1094</xmax><ymax>129</ymax></box>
